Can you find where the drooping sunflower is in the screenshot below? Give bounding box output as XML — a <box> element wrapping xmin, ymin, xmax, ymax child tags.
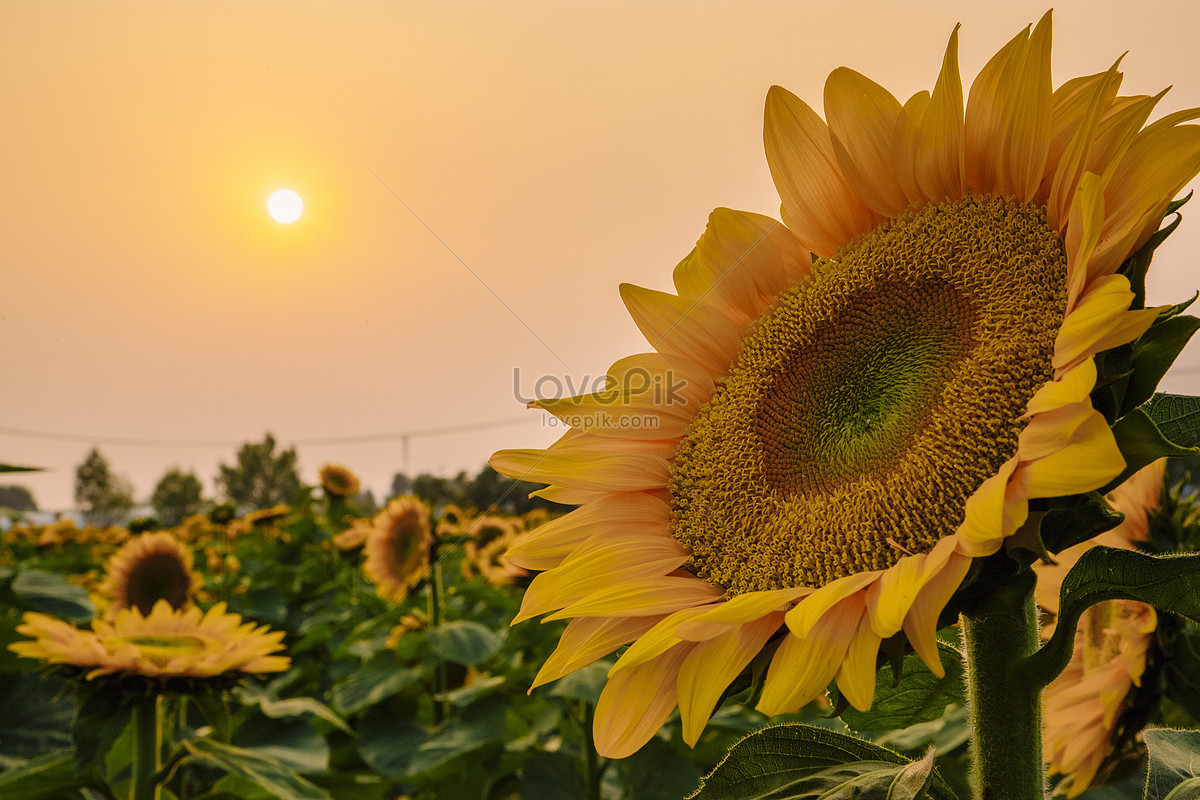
<box><xmin>491</xmin><ymin>13</ymin><xmax>1200</xmax><ymax>758</ymax></box>
<box><xmin>319</xmin><ymin>463</ymin><xmax>361</xmax><ymax>499</ymax></box>
<box><xmin>1036</xmin><ymin>460</ymin><xmax>1164</xmax><ymax>797</ymax></box>
<box><xmin>9</xmin><ymin>599</ymin><xmax>289</xmax><ymax>681</ymax></box>
<box><xmin>98</xmin><ymin>531</ymin><xmax>203</xmax><ymax>617</ymax></box>
<box><xmin>362</xmin><ymin>497</ymin><xmax>434</xmax><ymax>602</ymax></box>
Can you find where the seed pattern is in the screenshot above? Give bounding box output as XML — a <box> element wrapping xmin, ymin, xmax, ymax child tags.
<box><xmin>670</xmin><ymin>197</ymin><xmax>1068</xmax><ymax>594</ymax></box>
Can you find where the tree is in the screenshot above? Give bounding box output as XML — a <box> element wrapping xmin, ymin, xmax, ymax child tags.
<box><xmin>0</xmin><ymin>484</ymin><xmax>37</xmax><ymax>512</ymax></box>
<box><xmin>74</xmin><ymin>447</ymin><xmax>135</xmax><ymax>525</ymax></box>
<box><xmin>151</xmin><ymin>467</ymin><xmax>206</xmax><ymax>526</ymax></box>
<box><xmin>463</xmin><ymin>464</ymin><xmax>566</xmax><ymax>514</ymax></box>
<box><xmin>389</xmin><ymin>472</ymin><xmax>413</xmax><ymax>499</ymax></box>
<box><xmin>216</xmin><ymin>433</ymin><xmax>301</xmax><ymax>512</ymax></box>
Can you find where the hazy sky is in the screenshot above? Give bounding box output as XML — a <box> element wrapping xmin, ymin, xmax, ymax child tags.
<box><xmin>4</xmin><ymin>1</ymin><xmax>1200</xmax><ymax>510</ymax></box>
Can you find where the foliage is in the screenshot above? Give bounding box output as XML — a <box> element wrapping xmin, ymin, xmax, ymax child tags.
<box><xmin>0</xmin><ymin>485</ymin><xmax>37</xmax><ymax>513</ymax></box>
<box><xmin>151</xmin><ymin>467</ymin><xmax>207</xmax><ymax>526</ymax></box>
<box><xmin>73</xmin><ymin>447</ymin><xmax>135</xmax><ymax>526</ymax></box>
<box><xmin>217</xmin><ymin>433</ymin><xmax>302</xmax><ymax>513</ymax></box>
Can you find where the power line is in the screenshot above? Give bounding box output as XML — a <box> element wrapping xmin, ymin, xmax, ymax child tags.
<box><xmin>0</xmin><ymin>415</ymin><xmax>536</xmax><ymax>450</ymax></box>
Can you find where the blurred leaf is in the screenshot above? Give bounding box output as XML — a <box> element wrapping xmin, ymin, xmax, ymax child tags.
<box><xmin>0</xmin><ymin>747</ymin><xmax>91</xmax><ymax>799</ymax></box>
<box><xmin>689</xmin><ymin>724</ymin><xmax>957</xmax><ymax>800</ymax></box>
<box><xmin>1161</xmin><ymin>624</ymin><xmax>1200</xmax><ymax>724</ymax></box>
<box><xmin>182</xmin><ymin>737</ymin><xmax>332</xmax><ymax>800</ymax></box>
<box><xmin>1144</xmin><ymin>728</ymin><xmax>1200</xmax><ymax>800</ymax></box>
<box><xmin>7</xmin><ymin>569</ymin><xmax>95</xmax><ymax>622</ymax></box>
<box><xmin>435</xmin><ymin>674</ymin><xmax>506</xmax><ymax>707</ymax></box>
<box><xmin>235</xmin><ymin>685</ymin><xmax>351</xmax><ymax>733</ymax></box>
<box><xmin>547</xmin><ymin>660</ymin><xmax>610</xmax><ymax>706</ymax></box>
<box><xmin>519</xmin><ymin>750</ymin><xmax>584</xmax><ymax>800</ymax></box>
<box><xmin>73</xmin><ymin>685</ymin><xmax>133</xmax><ymax>777</ymax></box>
<box><xmin>619</xmin><ymin>737</ymin><xmax>701</xmax><ymax>800</ymax></box>
<box><xmin>330</xmin><ymin>652</ymin><xmax>420</xmax><ymax>715</ymax></box>
<box><xmin>405</xmin><ymin>700</ymin><xmax>506</xmax><ymax>780</ymax></box>
<box><xmin>839</xmin><ymin>644</ymin><xmax>964</xmax><ymax>733</ymax></box>
<box><xmin>1025</xmin><ymin>547</ymin><xmax>1200</xmax><ymax>688</ymax></box>
<box><xmin>0</xmin><ymin>464</ymin><xmax>41</xmax><ymax>473</ymax></box>
<box><xmin>234</xmin><ymin>716</ymin><xmax>330</xmax><ymax>774</ymax></box>
<box><xmin>0</xmin><ymin>672</ymin><xmax>74</xmax><ymax>762</ymax></box>
<box><xmin>426</xmin><ymin>620</ymin><xmax>504</xmax><ymax>667</ymax></box>
<box><xmin>356</xmin><ymin>706</ymin><xmax>426</xmax><ymax>777</ymax></box>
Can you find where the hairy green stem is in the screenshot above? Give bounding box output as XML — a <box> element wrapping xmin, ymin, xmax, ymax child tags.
<box><xmin>130</xmin><ymin>696</ymin><xmax>162</xmax><ymax>800</ymax></box>
<box><xmin>961</xmin><ymin>571</ymin><xmax>1045</xmax><ymax>800</ymax></box>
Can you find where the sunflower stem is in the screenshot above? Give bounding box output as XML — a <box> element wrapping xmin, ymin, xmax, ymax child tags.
<box><xmin>960</xmin><ymin>569</ymin><xmax>1045</xmax><ymax>800</ymax></box>
<box><xmin>580</xmin><ymin>700</ymin><xmax>601</xmax><ymax>800</ymax></box>
<box><xmin>427</xmin><ymin>556</ymin><xmax>449</xmax><ymax>725</ymax></box>
<box><xmin>130</xmin><ymin>695</ymin><xmax>162</xmax><ymax>800</ymax></box>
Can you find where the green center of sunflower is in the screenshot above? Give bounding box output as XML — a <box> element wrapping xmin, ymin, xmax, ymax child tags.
<box><xmin>126</xmin><ymin>553</ymin><xmax>193</xmax><ymax>615</ymax></box>
<box><xmin>114</xmin><ymin>634</ymin><xmax>208</xmax><ymax>667</ymax></box>
<box><xmin>670</xmin><ymin>197</ymin><xmax>1068</xmax><ymax>595</ymax></box>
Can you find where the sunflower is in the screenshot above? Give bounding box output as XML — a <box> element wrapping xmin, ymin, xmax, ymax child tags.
<box><xmin>320</xmin><ymin>463</ymin><xmax>361</xmax><ymax>498</ymax></box>
<box><xmin>362</xmin><ymin>497</ymin><xmax>434</xmax><ymax>602</ymax></box>
<box><xmin>98</xmin><ymin>531</ymin><xmax>203</xmax><ymax>617</ymax></box>
<box><xmin>1036</xmin><ymin>460</ymin><xmax>1164</xmax><ymax>797</ymax></box>
<box><xmin>490</xmin><ymin>13</ymin><xmax>1200</xmax><ymax>758</ymax></box>
<box><xmin>9</xmin><ymin>600</ymin><xmax>289</xmax><ymax>681</ymax></box>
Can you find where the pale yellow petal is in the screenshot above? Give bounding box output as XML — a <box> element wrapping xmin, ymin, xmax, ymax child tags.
<box><xmin>531</xmin><ymin>615</ymin><xmax>662</xmax><ymax>689</ymax></box>
<box><xmin>1047</xmin><ymin>60</ymin><xmax>1123</xmax><ymax>230</ymax></box>
<box><xmin>1021</xmin><ymin>409</ymin><xmax>1125</xmax><ymax>499</ymax></box>
<box><xmin>912</xmin><ymin>24</ymin><xmax>965</xmax><ymax>202</ymax></box>
<box><xmin>505</xmin><ymin>492</ymin><xmax>671</xmax><ymax>571</ymax></box>
<box><xmin>594</xmin><ymin>645</ymin><xmax>690</xmax><ymax>759</ymax></box>
<box><xmin>901</xmin><ymin>551</ymin><xmax>972</xmax><ymax>677</ymax></box>
<box><xmin>675</xmin><ymin>587</ymin><xmax>807</xmax><ymax>641</ymax></box>
<box><xmin>825</xmin><ymin>68</ymin><xmax>909</xmax><ymax>216</ymax></box>
<box><xmin>1018</xmin><ymin>402</ymin><xmax>1095</xmax><ymax>461</ymax></box>
<box><xmin>834</xmin><ymin>611</ymin><xmax>883</xmax><ymax>711</ymax></box>
<box><xmin>609</xmin><ymin>606</ymin><xmax>713</xmax><ymax>673</ymax></box>
<box><xmin>620</xmin><ymin>283</ymin><xmax>745</xmax><ymax>377</ymax></box>
<box><xmin>764</xmin><ymin>85</ymin><xmax>881</xmax><ymax>257</ymax></box>
<box><xmin>784</xmin><ymin>571</ymin><xmax>878</xmax><ymax>639</ymax></box>
<box><xmin>545</xmin><ymin>576</ymin><xmax>724</xmax><ymax>621</ymax></box>
<box><xmin>964</xmin><ymin>20</ymin><xmax>1030</xmax><ymax>194</ymax></box>
<box><xmin>1052</xmin><ymin>274</ymin><xmax>1159</xmax><ymax>371</ymax></box>
<box><xmin>759</xmin><ymin>597</ymin><xmax>864</xmax><ymax>716</ymax></box>
<box><xmin>1025</xmin><ymin>357</ymin><xmax>1097</xmax><ymax>417</ymax></box>
<box><xmin>865</xmin><ymin>536</ymin><xmax>957</xmax><ymax>638</ymax></box>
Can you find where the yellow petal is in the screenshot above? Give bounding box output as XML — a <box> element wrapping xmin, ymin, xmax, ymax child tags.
<box><xmin>678</xmin><ymin>613</ymin><xmax>784</xmax><ymax>746</ymax></box>
<box><xmin>1052</xmin><ymin>274</ymin><xmax>1159</xmax><ymax>371</ymax></box>
<box><xmin>865</xmin><ymin>536</ymin><xmax>957</xmax><ymax>638</ymax></box>
<box><xmin>531</xmin><ymin>615</ymin><xmax>662</xmax><ymax>689</ymax></box>
<box><xmin>759</xmin><ymin>596</ymin><xmax>864</xmax><ymax>716</ymax></box>
<box><xmin>901</xmin><ymin>551</ymin><xmax>972</xmax><ymax>677</ymax></box>
<box><xmin>834</xmin><ymin>611</ymin><xmax>883</xmax><ymax>711</ymax></box>
<box><xmin>609</xmin><ymin>606</ymin><xmax>714</xmax><ymax>673</ymax></box>
<box><xmin>964</xmin><ymin>19</ymin><xmax>1030</xmax><ymax>194</ymax></box>
<box><xmin>784</xmin><ymin>571</ymin><xmax>878</xmax><ymax>639</ymax></box>
<box><xmin>505</xmin><ymin>492</ymin><xmax>670</xmax><ymax>571</ymax></box>
<box><xmin>764</xmin><ymin>85</ymin><xmax>880</xmax><ymax>257</ymax></box>
<box><xmin>594</xmin><ymin>645</ymin><xmax>691</xmax><ymax>759</ymax></box>
<box><xmin>620</xmin><ymin>283</ymin><xmax>745</xmax><ymax>377</ymax></box>
<box><xmin>956</xmin><ymin>456</ymin><xmax>1021</xmax><ymax>552</ymax></box>
<box><xmin>1047</xmin><ymin>60</ymin><xmax>1123</xmax><ymax>230</ymax></box>
<box><xmin>1025</xmin><ymin>357</ymin><xmax>1097</xmax><ymax>417</ymax></box>
<box><xmin>824</xmin><ymin>68</ymin><xmax>908</xmax><ymax>216</ymax></box>
<box><xmin>1021</xmin><ymin>409</ymin><xmax>1125</xmax><ymax>499</ymax></box>
<box><xmin>489</xmin><ymin>431</ymin><xmax>674</xmax><ymax>493</ymax></box>
<box><xmin>544</xmin><ymin>576</ymin><xmax>724</xmax><ymax>621</ymax></box>
<box><xmin>1018</xmin><ymin>402</ymin><xmax>1095</xmax><ymax>461</ymax></box>
<box><xmin>675</xmin><ymin>587</ymin><xmax>806</xmax><ymax>641</ymax></box>
<box><xmin>912</xmin><ymin>24</ymin><xmax>965</xmax><ymax>202</ymax></box>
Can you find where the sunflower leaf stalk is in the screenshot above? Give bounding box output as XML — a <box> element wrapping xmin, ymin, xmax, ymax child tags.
<box><xmin>130</xmin><ymin>695</ymin><xmax>163</xmax><ymax>800</ymax></box>
<box><xmin>961</xmin><ymin>570</ymin><xmax>1045</xmax><ymax>800</ymax></box>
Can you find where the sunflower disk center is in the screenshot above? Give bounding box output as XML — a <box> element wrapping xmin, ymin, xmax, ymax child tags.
<box><xmin>670</xmin><ymin>197</ymin><xmax>1068</xmax><ymax>595</ymax></box>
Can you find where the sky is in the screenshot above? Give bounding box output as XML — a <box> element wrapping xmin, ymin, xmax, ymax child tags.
<box><xmin>3</xmin><ymin>1</ymin><xmax>1200</xmax><ymax>511</ymax></box>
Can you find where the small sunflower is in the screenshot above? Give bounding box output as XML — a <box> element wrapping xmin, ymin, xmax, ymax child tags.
<box><xmin>491</xmin><ymin>14</ymin><xmax>1200</xmax><ymax>758</ymax></box>
<box><xmin>1036</xmin><ymin>460</ymin><xmax>1164</xmax><ymax>797</ymax></box>
<box><xmin>320</xmin><ymin>463</ymin><xmax>361</xmax><ymax>498</ymax></box>
<box><xmin>99</xmin><ymin>532</ymin><xmax>203</xmax><ymax>617</ymax></box>
<box><xmin>9</xmin><ymin>600</ymin><xmax>289</xmax><ymax>681</ymax></box>
<box><xmin>332</xmin><ymin>518</ymin><xmax>372</xmax><ymax>551</ymax></box>
<box><xmin>362</xmin><ymin>497</ymin><xmax>434</xmax><ymax>602</ymax></box>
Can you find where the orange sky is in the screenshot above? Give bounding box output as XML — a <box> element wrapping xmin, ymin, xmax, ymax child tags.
<box><xmin>4</xmin><ymin>1</ymin><xmax>1200</xmax><ymax>510</ymax></box>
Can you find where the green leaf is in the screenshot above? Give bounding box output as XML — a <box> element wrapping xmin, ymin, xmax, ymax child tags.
<box><xmin>1144</xmin><ymin>394</ymin><xmax>1200</xmax><ymax>447</ymax></box>
<box><xmin>234</xmin><ymin>685</ymin><xmax>351</xmax><ymax>733</ymax></box>
<box><xmin>1023</xmin><ymin>547</ymin><xmax>1200</xmax><ymax>688</ymax></box>
<box><xmin>233</xmin><ymin>716</ymin><xmax>330</xmax><ymax>775</ymax></box>
<box><xmin>1161</xmin><ymin>624</ymin><xmax>1200</xmax><ymax>723</ymax></box>
<box><xmin>182</xmin><ymin>737</ymin><xmax>332</xmax><ymax>800</ymax></box>
<box><xmin>839</xmin><ymin>644</ymin><xmax>964</xmax><ymax>733</ymax></box>
<box><xmin>889</xmin><ymin>749</ymin><xmax>937</xmax><ymax>800</ymax></box>
<box><xmin>1126</xmin><ymin>205</ymin><xmax>1185</xmax><ymax>308</ymax></box>
<box><xmin>8</xmin><ymin>569</ymin><xmax>95</xmax><ymax>622</ymax></box>
<box><xmin>519</xmin><ymin>750</ymin><xmax>584</xmax><ymax>800</ymax></box>
<box><xmin>329</xmin><ymin>652</ymin><xmax>420</xmax><ymax>715</ymax></box>
<box><xmin>0</xmin><ymin>672</ymin><xmax>74</xmax><ymax>762</ymax></box>
<box><xmin>1124</xmin><ymin>316</ymin><xmax>1200</xmax><ymax>415</ymax></box>
<box><xmin>356</xmin><ymin>706</ymin><xmax>426</xmax><ymax>777</ymax></box>
<box><xmin>73</xmin><ymin>684</ymin><xmax>134</xmax><ymax>777</ymax></box>
<box><xmin>1144</xmin><ymin>728</ymin><xmax>1200</xmax><ymax>800</ymax></box>
<box><xmin>689</xmin><ymin>724</ymin><xmax>957</xmax><ymax>800</ymax></box>
<box><xmin>426</xmin><ymin>620</ymin><xmax>504</xmax><ymax>667</ymax></box>
<box><xmin>434</xmin><ymin>673</ymin><xmax>506</xmax><ymax>707</ymax></box>
<box><xmin>0</xmin><ymin>747</ymin><xmax>90</xmax><ymax>800</ymax></box>
<box><xmin>547</xmin><ymin>660</ymin><xmax>610</xmax><ymax>705</ymax></box>
<box><xmin>619</xmin><ymin>736</ymin><xmax>701</xmax><ymax>800</ymax></box>
<box><xmin>0</xmin><ymin>464</ymin><xmax>42</xmax><ymax>473</ymax></box>
<box><xmin>404</xmin><ymin>700</ymin><xmax>506</xmax><ymax>780</ymax></box>
<box><xmin>1108</xmin><ymin>401</ymin><xmax>1200</xmax><ymax>489</ymax></box>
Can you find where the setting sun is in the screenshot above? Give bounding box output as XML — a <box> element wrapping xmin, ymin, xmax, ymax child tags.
<box><xmin>267</xmin><ymin>189</ymin><xmax>303</xmax><ymax>224</ymax></box>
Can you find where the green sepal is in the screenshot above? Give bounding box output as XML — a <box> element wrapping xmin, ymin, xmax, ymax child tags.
<box><xmin>1122</xmin><ymin>314</ymin><xmax>1200</xmax><ymax>416</ymax></box>
<box><xmin>1143</xmin><ymin>728</ymin><xmax>1200</xmax><ymax>800</ymax></box>
<box><xmin>1107</xmin><ymin>397</ymin><xmax>1200</xmax><ymax>491</ymax></box>
<box><xmin>1021</xmin><ymin>546</ymin><xmax>1200</xmax><ymax>690</ymax></box>
<box><xmin>838</xmin><ymin>644</ymin><xmax>965</xmax><ymax>733</ymax></box>
<box><xmin>688</xmin><ymin>724</ymin><xmax>958</xmax><ymax>800</ymax></box>
<box><xmin>1013</xmin><ymin>493</ymin><xmax>1124</xmax><ymax>559</ymax></box>
<box><xmin>1092</xmin><ymin>343</ymin><xmax>1134</xmax><ymax>423</ymax></box>
<box><xmin>1123</xmin><ymin>200</ymin><xmax>1187</xmax><ymax>309</ymax></box>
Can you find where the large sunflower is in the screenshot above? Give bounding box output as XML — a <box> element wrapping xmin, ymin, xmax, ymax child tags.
<box><xmin>491</xmin><ymin>12</ymin><xmax>1200</xmax><ymax>759</ymax></box>
<box><xmin>10</xmin><ymin>600</ymin><xmax>289</xmax><ymax>681</ymax></box>
<box><xmin>362</xmin><ymin>497</ymin><xmax>434</xmax><ymax>602</ymax></box>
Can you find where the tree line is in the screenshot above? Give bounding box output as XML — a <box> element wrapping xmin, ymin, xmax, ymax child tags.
<box><xmin>0</xmin><ymin>433</ymin><xmax>562</xmax><ymax>526</ymax></box>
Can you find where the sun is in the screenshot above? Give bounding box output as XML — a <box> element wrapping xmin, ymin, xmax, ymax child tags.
<box><xmin>267</xmin><ymin>189</ymin><xmax>303</xmax><ymax>224</ymax></box>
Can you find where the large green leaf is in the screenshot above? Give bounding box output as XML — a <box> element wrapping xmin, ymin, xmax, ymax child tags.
<box><xmin>1022</xmin><ymin>547</ymin><xmax>1200</xmax><ymax>688</ymax></box>
<box><xmin>547</xmin><ymin>660</ymin><xmax>610</xmax><ymax>705</ymax></box>
<box><xmin>1124</xmin><ymin>315</ymin><xmax>1200</xmax><ymax>415</ymax></box>
<box><xmin>233</xmin><ymin>716</ymin><xmax>330</xmax><ymax>775</ymax></box>
<box><xmin>519</xmin><ymin>751</ymin><xmax>584</xmax><ymax>800</ymax></box>
<box><xmin>72</xmin><ymin>684</ymin><xmax>134</xmax><ymax>777</ymax></box>
<box><xmin>6</xmin><ymin>569</ymin><xmax>95</xmax><ymax>622</ymax></box>
<box><xmin>0</xmin><ymin>747</ymin><xmax>91</xmax><ymax>799</ymax></box>
<box><xmin>426</xmin><ymin>620</ymin><xmax>504</xmax><ymax>667</ymax></box>
<box><xmin>688</xmin><ymin>724</ymin><xmax>956</xmax><ymax>800</ymax></box>
<box><xmin>329</xmin><ymin>652</ymin><xmax>420</xmax><ymax>715</ymax></box>
<box><xmin>355</xmin><ymin>705</ymin><xmax>426</xmax><ymax>777</ymax></box>
<box><xmin>618</xmin><ymin>737</ymin><xmax>702</xmax><ymax>800</ymax></box>
<box><xmin>182</xmin><ymin>737</ymin><xmax>332</xmax><ymax>800</ymax></box>
<box><xmin>1144</xmin><ymin>728</ymin><xmax>1200</xmax><ymax>800</ymax></box>
<box><xmin>234</xmin><ymin>684</ymin><xmax>350</xmax><ymax>733</ymax></box>
<box><xmin>839</xmin><ymin>644</ymin><xmax>964</xmax><ymax>733</ymax></box>
<box><xmin>0</xmin><ymin>673</ymin><xmax>74</xmax><ymax>763</ymax></box>
<box><xmin>1108</xmin><ymin>403</ymin><xmax>1200</xmax><ymax>490</ymax></box>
